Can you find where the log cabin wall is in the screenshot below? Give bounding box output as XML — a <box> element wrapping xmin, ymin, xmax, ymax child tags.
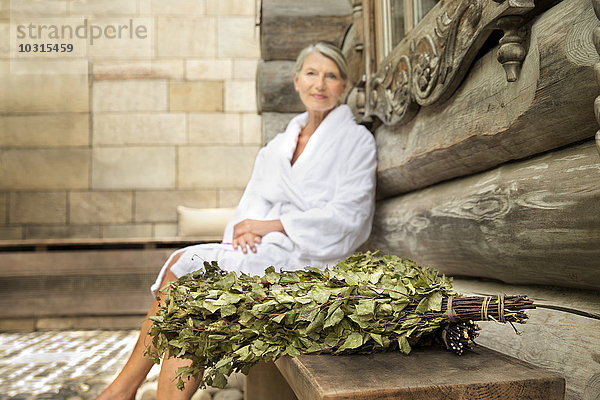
<box><xmin>257</xmin><ymin>0</ymin><xmax>599</xmax><ymax>398</ymax></box>
<box><xmin>257</xmin><ymin>0</ymin><xmax>353</xmax><ymax>142</ymax></box>
<box><xmin>362</xmin><ymin>0</ymin><xmax>600</xmax><ymax>398</ymax></box>
<box><xmin>366</xmin><ymin>0</ymin><xmax>600</xmax><ymax>291</ymax></box>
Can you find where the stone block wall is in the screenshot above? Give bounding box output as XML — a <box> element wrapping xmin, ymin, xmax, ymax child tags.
<box><xmin>0</xmin><ymin>0</ymin><xmax>263</xmax><ymax>240</ymax></box>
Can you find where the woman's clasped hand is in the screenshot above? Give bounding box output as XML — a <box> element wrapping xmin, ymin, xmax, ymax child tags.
<box><xmin>230</xmin><ymin>219</ymin><xmax>285</xmax><ymax>254</ymax></box>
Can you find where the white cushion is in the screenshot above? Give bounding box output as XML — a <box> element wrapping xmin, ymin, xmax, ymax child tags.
<box><xmin>177</xmin><ymin>206</ymin><xmax>236</xmax><ymax>238</ymax></box>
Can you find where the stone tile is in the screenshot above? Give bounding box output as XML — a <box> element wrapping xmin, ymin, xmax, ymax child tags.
<box><xmin>92</xmin><ymin>146</ymin><xmax>175</xmax><ymax>189</ymax></box>
<box><xmin>24</xmin><ymin>224</ymin><xmax>102</xmax><ymax>239</ymax></box>
<box><xmin>93</xmin><ymin>80</ymin><xmax>168</xmax><ymax>112</ymax></box>
<box><xmin>154</xmin><ymin>223</ymin><xmax>177</xmax><ymax>237</ymax></box>
<box><xmin>0</xmin><ymin>318</ymin><xmax>36</xmax><ymax>331</ymax></box>
<box><xmin>225</xmin><ymin>372</ymin><xmax>246</xmax><ymax>391</ymax></box>
<box><xmin>85</xmin><ymin>17</ymin><xmax>154</xmax><ymax>60</ymax></box>
<box><xmin>134</xmin><ymin>190</ymin><xmax>217</xmax><ymax>222</ymax></box>
<box><xmin>93</xmin><ymin>59</ymin><xmax>184</xmax><ymax>80</ymax></box>
<box><xmin>9</xmin><ymin>191</ymin><xmax>67</xmax><ymax>224</ymax></box>
<box><xmin>69</xmin><ymin>191</ymin><xmax>133</xmax><ymax>224</ymax></box>
<box><xmin>186</xmin><ymin>58</ymin><xmax>232</xmax><ymax>80</ymax></box>
<box><xmin>0</xmin><ymin>330</ymin><xmax>138</xmax><ymax>398</ymax></box>
<box><xmin>0</xmin><ymin>61</ymin><xmax>89</xmax><ymax>112</ymax></box>
<box><xmin>35</xmin><ymin>316</ymin><xmax>145</xmax><ymax>330</ymax></box>
<box><xmin>169</xmin><ymin>81</ymin><xmax>223</xmax><ymax>112</ymax></box>
<box><xmin>234</xmin><ymin>59</ymin><xmax>258</xmax><ymax>80</ymax></box>
<box><xmin>0</xmin><ymin>114</ymin><xmax>89</xmax><ymax>147</ymax></box>
<box><xmin>193</xmin><ymin>389</ymin><xmax>213</xmax><ymax>400</ymax></box>
<box><xmin>0</xmin><ymin>0</ymin><xmax>7</xmax><ymax>19</ymax></box>
<box><xmin>102</xmin><ymin>223</ymin><xmax>152</xmax><ymax>238</ymax></box>
<box><xmin>241</xmin><ymin>113</ymin><xmax>262</xmax><ymax>144</ymax></box>
<box><xmin>0</xmin><ymin>192</ymin><xmax>6</xmax><ymax>223</ymax></box>
<box><xmin>9</xmin><ymin>0</ymin><xmax>68</xmax><ymax>16</ymax></box>
<box><xmin>70</xmin><ymin>0</ymin><xmax>137</xmax><ymax>15</ymax></box>
<box><xmin>225</xmin><ymin>80</ymin><xmax>256</xmax><ymax>112</ymax></box>
<box><xmin>213</xmin><ymin>388</ymin><xmax>243</xmax><ymax>400</ymax></box>
<box><xmin>188</xmin><ymin>113</ymin><xmax>240</xmax><ymax>144</ymax></box>
<box><xmin>206</xmin><ymin>0</ymin><xmax>255</xmax><ymax>16</ymax></box>
<box><xmin>0</xmin><ymin>149</ymin><xmax>90</xmax><ymax>190</ymax></box>
<box><xmin>0</xmin><ymin>226</ymin><xmax>23</xmax><ymax>240</ymax></box>
<box><xmin>178</xmin><ymin>146</ymin><xmax>259</xmax><ymax>188</ymax></box>
<box><xmin>140</xmin><ymin>0</ymin><xmax>206</xmax><ymax>15</ymax></box>
<box><xmin>93</xmin><ymin>113</ymin><xmax>186</xmax><ymax>145</ymax></box>
<box><xmin>0</xmin><ymin>21</ymin><xmax>9</xmax><ymax>58</ymax></box>
<box><xmin>157</xmin><ymin>17</ymin><xmax>216</xmax><ymax>58</ymax></box>
<box><xmin>218</xmin><ymin>189</ymin><xmax>243</xmax><ymax>208</ymax></box>
<box><xmin>217</xmin><ymin>17</ymin><xmax>259</xmax><ymax>58</ymax></box>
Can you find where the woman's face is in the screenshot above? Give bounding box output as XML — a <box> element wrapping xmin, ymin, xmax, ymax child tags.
<box><xmin>293</xmin><ymin>52</ymin><xmax>347</xmax><ymax>114</ymax></box>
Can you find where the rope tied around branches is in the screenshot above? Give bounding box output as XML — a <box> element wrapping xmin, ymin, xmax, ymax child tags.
<box><xmin>477</xmin><ymin>294</ymin><xmax>507</xmax><ymax>322</ymax></box>
<box><xmin>498</xmin><ymin>294</ymin><xmax>506</xmax><ymax>323</ymax></box>
<box><xmin>446</xmin><ymin>296</ymin><xmax>457</xmax><ymax>322</ymax></box>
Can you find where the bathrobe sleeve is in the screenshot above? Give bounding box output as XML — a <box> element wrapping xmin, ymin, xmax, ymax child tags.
<box><xmin>280</xmin><ymin>130</ymin><xmax>377</xmax><ymax>260</ymax></box>
<box><xmin>222</xmin><ymin>148</ymin><xmax>273</xmax><ymax>243</ymax></box>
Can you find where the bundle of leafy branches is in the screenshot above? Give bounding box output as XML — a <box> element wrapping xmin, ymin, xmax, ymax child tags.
<box><xmin>146</xmin><ymin>251</ymin><xmax>534</xmax><ymax>389</ymax></box>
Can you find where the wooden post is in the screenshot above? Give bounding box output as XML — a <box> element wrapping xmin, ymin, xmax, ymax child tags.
<box><xmin>245</xmin><ymin>361</ymin><xmax>298</xmax><ymax>400</ymax></box>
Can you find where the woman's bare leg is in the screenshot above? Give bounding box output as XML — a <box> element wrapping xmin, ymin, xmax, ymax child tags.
<box><xmin>156</xmin><ymin>353</ymin><xmax>203</xmax><ymax>399</ymax></box>
<box><xmin>95</xmin><ymin>253</ymin><xmax>184</xmax><ymax>400</ymax></box>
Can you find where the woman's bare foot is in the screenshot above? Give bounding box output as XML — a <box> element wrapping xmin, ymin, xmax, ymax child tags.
<box><xmin>94</xmin><ymin>382</ymin><xmax>136</xmax><ymax>400</ymax></box>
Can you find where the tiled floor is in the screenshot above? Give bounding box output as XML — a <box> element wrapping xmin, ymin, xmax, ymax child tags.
<box><xmin>0</xmin><ymin>330</ymin><xmax>138</xmax><ymax>399</ymax></box>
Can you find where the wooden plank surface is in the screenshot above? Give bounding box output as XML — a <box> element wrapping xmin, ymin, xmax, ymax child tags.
<box><xmin>246</xmin><ymin>361</ymin><xmax>298</xmax><ymax>400</ymax></box>
<box><xmin>260</xmin><ymin>0</ymin><xmax>352</xmax><ymax>61</ymax></box>
<box><xmin>0</xmin><ymin>236</ymin><xmax>220</xmax><ymax>249</ymax></box>
<box><xmin>367</xmin><ymin>140</ymin><xmax>600</xmax><ymax>291</ymax></box>
<box><xmin>0</xmin><ymin>248</ymin><xmax>176</xmax><ymax>317</ymax></box>
<box><xmin>0</xmin><ymin>248</ymin><xmax>174</xmax><ymax>277</ymax></box>
<box><xmin>262</xmin><ymin>112</ymin><xmax>299</xmax><ymax>144</ymax></box>
<box><xmin>374</xmin><ymin>0</ymin><xmax>599</xmax><ymax>197</ymax></box>
<box><xmin>453</xmin><ymin>279</ymin><xmax>600</xmax><ymax>400</ymax></box>
<box><xmin>275</xmin><ymin>346</ymin><xmax>564</xmax><ymax>400</ymax></box>
<box><xmin>257</xmin><ymin>60</ymin><xmax>304</xmax><ymax>113</ymax></box>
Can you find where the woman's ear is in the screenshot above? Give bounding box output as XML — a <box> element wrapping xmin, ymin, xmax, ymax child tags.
<box><xmin>293</xmin><ymin>72</ymin><xmax>299</xmax><ymax>92</ymax></box>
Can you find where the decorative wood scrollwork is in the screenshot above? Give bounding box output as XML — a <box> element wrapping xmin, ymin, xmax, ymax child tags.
<box><xmin>353</xmin><ymin>0</ymin><xmax>535</xmax><ymax>126</ymax></box>
<box><xmin>593</xmin><ymin>0</ymin><xmax>600</xmax><ymax>156</ymax></box>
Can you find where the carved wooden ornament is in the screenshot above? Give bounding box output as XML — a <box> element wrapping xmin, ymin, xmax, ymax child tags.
<box><xmin>355</xmin><ymin>0</ymin><xmax>535</xmax><ymax>126</ymax></box>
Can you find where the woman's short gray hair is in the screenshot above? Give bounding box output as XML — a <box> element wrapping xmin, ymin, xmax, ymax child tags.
<box><xmin>294</xmin><ymin>42</ymin><xmax>349</xmax><ymax>82</ymax></box>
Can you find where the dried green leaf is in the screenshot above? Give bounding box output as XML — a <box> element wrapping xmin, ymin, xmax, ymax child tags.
<box><xmin>355</xmin><ymin>299</ymin><xmax>375</xmax><ymax>316</ymax></box>
<box><xmin>398</xmin><ymin>335</ymin><xmax>412</xmax><ymax>355</ymax></box>
<box><xmin>337</xmin><ymin>332</ymin><xmax>364</xmax><ymax>352</ymax></box>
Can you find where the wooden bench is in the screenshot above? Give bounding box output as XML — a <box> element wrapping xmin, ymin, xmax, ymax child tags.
<box><xmin>0</xmin><ymin>237</ymin><xmax>218</xmax><ymax>330</ymax></box>
<box><xmin>246</xmin><ymin>346</ymin><xmax>565</xmax><ymax>400</ymax></box>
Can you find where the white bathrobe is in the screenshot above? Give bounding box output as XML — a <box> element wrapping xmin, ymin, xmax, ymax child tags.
<box><xmin>151</xmin><ymin>105</ymin><xmax>377</xmax><ymax>295</ymax></box>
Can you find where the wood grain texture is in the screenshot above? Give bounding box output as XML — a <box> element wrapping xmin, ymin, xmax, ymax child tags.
<box><xmin>257</xmin><ymin>60</ymin><xmax>304</xmax><ymax>113</ymax></box>
<box><xmin>246</xmin><ymin>361</ymin><xmax>298</xmax><ymax>400</ymax></box>
<box><xmin>375</xmin><ymin>0</ymin><xmax>600</xmax><ymax>197</ymax></box>
<box><xmin>275</xmin><ymin>346</ymin><xmax>564</xmax><ymax>400</ymax></box>
<box><xmin>260</xmin><ymin>0</ymin><xmax>352</xmax><ymax>61</ymax></box>
<box><xmin>0</xmin><ymin>248</ymin><xmax>175</xmax><ymax>317</ymax></box>
<box><xmin>367</xmin><ymin>140</ymin><xmax>600</xmax><ymax>290</ymax></box>
<box><xmin>361</xmin><ymin>0</ymin><xmax>534</xmax><ymax>125</ymax></box>
<box><xmin>453</xmin><ymin>279</ymin><xmax>599</xmax><ymax>400</ymax></box>
<box><xmin>262</xmin><ymin>112</ymin><xmax>299</xmax><ymax>144</ymax></box>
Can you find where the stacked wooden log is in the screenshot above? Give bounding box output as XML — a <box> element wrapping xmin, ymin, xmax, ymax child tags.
<box><xmin>257</xmin><ymin>0</ymin><xmax>353</xmax><ymax>142</ymax></box>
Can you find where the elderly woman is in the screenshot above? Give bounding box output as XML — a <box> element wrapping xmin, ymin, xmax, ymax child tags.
<box><xmin>96</xmin><ymin>42</ymin><xmax>377</xmax><ymax>400</ymax></box>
